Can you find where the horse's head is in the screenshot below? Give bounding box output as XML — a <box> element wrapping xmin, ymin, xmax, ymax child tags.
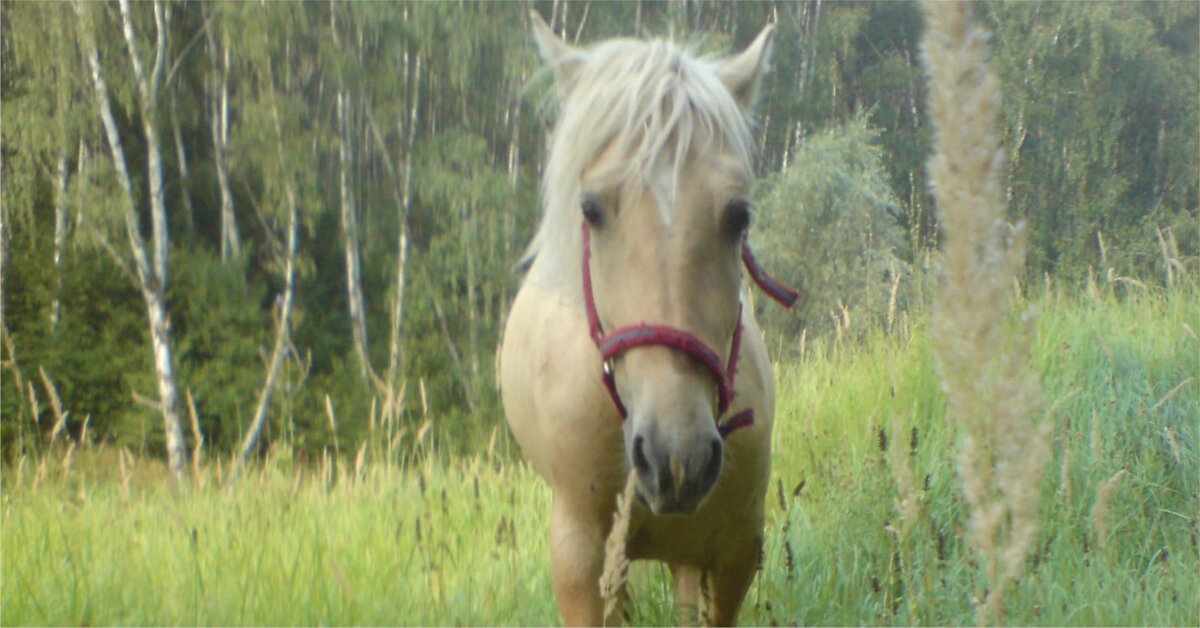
<box><xmin>530</xmin><ymin>13</ymin><xmax>774</xmax><ymax>515</ymax></box>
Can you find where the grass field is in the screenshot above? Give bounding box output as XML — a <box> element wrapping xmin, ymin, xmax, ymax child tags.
<box><xmin>2</xmin><ymin>287</ymin><xmax>1197</xmax><ymax>625</ymax></box>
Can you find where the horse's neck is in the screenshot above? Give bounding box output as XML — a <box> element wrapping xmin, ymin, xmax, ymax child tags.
<box><xmin>526</xmin><ymin>258</ymin><xmax>585</xmax><ymax>308</ymax></box>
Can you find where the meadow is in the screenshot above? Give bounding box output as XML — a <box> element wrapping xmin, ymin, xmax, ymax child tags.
<box><xmin>2</xmin><ymin>286</ymin><xmax>1197</xmax><ymax>625</ymax></box>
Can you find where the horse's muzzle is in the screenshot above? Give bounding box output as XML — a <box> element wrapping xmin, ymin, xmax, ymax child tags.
<box><xmin>630</xmin><ymin>427</ymin><xmax>723</xmax><ymax>515</ymax></box>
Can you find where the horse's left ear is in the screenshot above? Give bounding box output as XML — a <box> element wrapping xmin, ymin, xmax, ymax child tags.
<box><xmin>718</xmin><ymin>24</ymin><xmax>776</xmax><ymax>108</ymax></box>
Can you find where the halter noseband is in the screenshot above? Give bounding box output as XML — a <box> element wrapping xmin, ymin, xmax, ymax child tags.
<box><xmin>581</xmin><ymin>221</ymin><xmax>799</xmax><ymax>439</ymax></box>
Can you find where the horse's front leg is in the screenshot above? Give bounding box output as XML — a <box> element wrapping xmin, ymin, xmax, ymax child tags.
<box><xmin>706</xmin><ymin>533</ymin><xmax>763</xmax><ymax>626</ymax></box>
<box><xmin>670</xmin><ymin>563</ymin><xmax>702</xmax><ymax>625</ymax></box>
<box><xmin>550</xmin><ymin>495</ymin><xmax>614</xmax><ymax>626</ymax></box>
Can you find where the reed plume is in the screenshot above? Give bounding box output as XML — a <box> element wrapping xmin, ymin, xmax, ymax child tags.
<box><xmin>600</xmin><ymin>471</ymin><xmax>637</xmax><ymax>626</ymax></box>
<box><xmin>1091</xmin><ymin>469</ymin><xmax>1127</xmax><ymax>549</ymax></box>
<box><xmin>920</xmin><ymin>2</ymin><xmax>1049</xmax><ymax>623</ymax></box>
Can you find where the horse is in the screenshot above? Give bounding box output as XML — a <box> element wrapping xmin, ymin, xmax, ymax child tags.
<box><xmin>500</xmin><ymin>12</ymin><xmax>793</xmax><ymax>625</ymax></box>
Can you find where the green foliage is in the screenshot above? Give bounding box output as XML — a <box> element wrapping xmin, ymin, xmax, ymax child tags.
<box><xmin>754</xmin><ymin>115</ymin><xmax>912</xmax><ymax>341</ymax></box>
<box><xmin>988</xmin><ymin>1</ymin><xmax>1199</xmax><ymax>279</ymax></box>
<box><xmin>1</xmin><ymin>1</ymin><xmax>1196</xmax><ymax>461</ymax></box>
<box><xmin>170</xmin><ymin>247</ymin><xmax>270</xmax><ymax>452</ymax></box>
<box><xmin>1</xmin><ymin>232</ymin><xmax>147</xmax><ymax>456</ymax></box>
<box><xmin>3</xmin><ymin>289</ymin><xmax>1196</xmax><ymax>625</ymax></box>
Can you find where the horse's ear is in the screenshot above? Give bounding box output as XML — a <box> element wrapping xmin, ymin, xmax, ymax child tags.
<box><xmin>718</xmin><ymin>24</ymin><xmax>776</xmax><ymax>108</ymax></box>
<box><xmin>531</xmin><ymin>11</ymin><xmax>585</xmax><ymax>94</ymax></box>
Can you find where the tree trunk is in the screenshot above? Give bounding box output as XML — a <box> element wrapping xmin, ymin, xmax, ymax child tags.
<box><xmin>76</xmin><ymin>0</ymin><xmax>187</xmax><ymax>481</ymax></box>
<box><xmin>118</xmin><ymin>0</ymin><xmax>170</xmax><ymax>289</ymax></box>
<box><xmin>169</xmin><ymin>91</ymin><xmax>195</xmax><ymax>232</ymax></box>
<box><xmin>50</xmin><ymin>5</ymin><xmax>72</xmax><ymax>331</ymax></box>
<box><xmin>234</xmin><ymin>180</ymin><xmax>297</xmax><ymax>477</ymax></box>
<box><xmin>464</xmin><ymin>200</ymin><xmax>478</xmax><ymax>387</ymax></box>
<box><xmin>338</xmin><ymin>88</ymin><xmax>373</xmax><ymax>383</ymax></box>
<box><xmin>364</xmin><ymin>100</ymin><xmax>412</xmax><ymax>396</ymax></box>
<box><xmin>50</xmin><ymin>150</ymin><xmax>69</xmax><ymax>329</ymax></box>
<box><xmin>367</xmin><ymin>45</ymin><xmax>421</xmax><ymax>403</ymax></box>
<box><xmin>0</xmin><ymin>145</ymin><xmax>7</xmax><ymax>336</ymax></box>
<box><xmin>203</xmin><ymin>5</ymin><xmax>240</xmax><ymax>261</ymax></box>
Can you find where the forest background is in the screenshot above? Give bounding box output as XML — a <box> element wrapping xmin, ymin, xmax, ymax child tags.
<box><xmin>2</xmin><ymin>0</ymin><xmax>1196</xmax><ymax>471</ymax></box>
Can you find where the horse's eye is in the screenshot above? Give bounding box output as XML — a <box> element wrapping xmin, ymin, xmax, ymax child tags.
<box><xmin>582</xmin><ymin>195</ymin><xmax>604</xmax><ymax>227</ymax></box>
<box><xmin>723</xmin><ymin>199</ymin><xmax>752</xmax><ymax>237</ymax></box>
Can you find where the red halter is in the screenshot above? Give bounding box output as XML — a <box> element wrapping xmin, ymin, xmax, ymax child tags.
<box><xmin>580</xmin><ymin>221</ymin><xmax>798</xmax><ymax>438</ymax></box>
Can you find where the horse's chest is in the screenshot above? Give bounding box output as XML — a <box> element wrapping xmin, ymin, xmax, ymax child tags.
<box><xmin>625</xmin><ymin>503</ymin><xmax>758</xmax><ymax>566</ymax></box>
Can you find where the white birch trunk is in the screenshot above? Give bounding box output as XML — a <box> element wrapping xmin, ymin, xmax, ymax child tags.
<box><xmin>364</xmin><ymin>109</ymin><xmax>409</xmax><ymax>393</ymax></box>
<box><xmin>232</xmin><ymin>31</ymin><xmax>301</xmax><ymax>475</ymax></box>
<box><xmin>169</xmin><ymin>92</ymin><xmax>194</xmax><ymax>231</ymax></box>
<box><xmin>235</xmin><ymin>184</ymin><xmax>297</xmax><ymax>473</ymax></box>
<box><xmin>464</xmin><ymin>201</ymin><xmax>478</xmax><ymax>384</ymax></box>
<box><xmin>76</xmin><ymin>0</ymin><xmax>187</xmax><ymax>480</ymax></box>
<box><xmin>338</xmin><ymin>88</ymin><xmax>373</xmax><ymax>383</ymax></box>
<box><xmin>387</xmin><ymin>49</ymin><xmax>421</xmax><ymax>390</ymax></box>
<box><xmin>204</xmin><ymin>10</ymin><xmax>240</xmax><ymax>262</ymax></box>
<box><xmin>0</xmin><ymin>143</ymin><xmax>6</xmax><ymax>335</ymax></box>
<box><xmin>118</xmin><ymin>0</ymin><xmax>169</xmax><ymax>288</ymax></box>
<box><xmin>50</xmin><ymin>151</ymin><xmax>69</xmax><ymax>328</ymax></box>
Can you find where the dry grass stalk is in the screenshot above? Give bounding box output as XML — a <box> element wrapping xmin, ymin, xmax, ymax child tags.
<box><xmin>186</xmin><ymin>388</ymin><xmax>203</xmax><ymax>478</ymax></box>
<box><xmin>61</xmin><ymin>441</ymin><xmax>77</xmax><ymax>473</ymax></box>
<box><xmin>1152</xmin><ymin>377</ymin><xmax>1194</xmax><ymax>413</ymax></box>
<box><xmin>34</xmin><ymin>456</ymin><xmax>49</xmax><ymax>489</ymax></box>
<box><xmin>1086</xmin><ymin>267</ymin><xmax>1100</xmax><ymax>301</ymax></box>
<box><xmin>1092</xmin><ymin>469</ymin><xmax>1127</xmax><ymax>549</ymax></box>
<box><xmin>1155</xmin><ymin>227</ymin><xmax>1183</xmax><ymax>288</ymax></box>
<box><xmin>118</xmin><ymin>448</ymin><xmax>133</xmax><ymax>497</ymax></box>
<box><xmin>322</xmin><ymin>448</ymin><xmax>333</xmax><ymax>488</ymax></box>
<box><xmin>920</xmin><ymin>2</ymin><xmax>1049</xmax><ymax>623</ymax></box>
<box><xmin>486</xmin><ymin>425</ymin><xmax>500</xmax><ymax>459</ymax></box>
<box><xmin>888</xmin><ymin>413</ymin><xmax>920</xmax><ymax>537</ymax></box>
<box><xmin>2</xmin><ymin>326</ymin><xmax>33</xmax><ymax>437</ymax></box>
<box><xmin>368</xmin><ymin>396</ymin><xmax>378</xmax><ymax>437</ymax></box>
<box><xmin>40</xmin><ymin>367</ymin><xmax>69</xmax><ymax>445</ymax></box>
<box><xmin>354</xmin><ymin>441</ymin><xmax>368</xmax><ymax>481</ymax></box>
<box><xmin>15</xmin><ymin>455</ymin><xmax>26</xmax><ymax>486</ymax></box>
<box><xmin>886</xmin><ymin>262</ymin><xmax>902</xmax><ymax>335</ymax></box>
<box><xmin>415</xmin><ymin>419</ymin><xmax>434</xmax><ymax>448</ymax></box>
<box><xmin>79</xmin><ymin>414</ymin><xmax>91</xmax><ymax>448</ymax></box>
<box><xmin>601</xmin><ymin>471</ymin><xmax>637</xmax><ymax>625</ymax></box>
<box><xmin>1163</xmin><ymin>426</ymin><xmax>1182</xmax><ymax>464</ymax></box>
<box><xmin>324</xmin><ymin>394</ymin><xmax>341</xmax><ymax>455</ymax></box>
<box><xmin>26</xmin><ymin>381</ymin><xmax>40</xmax><ymax>426</ymax></box>
<box><xmin>389</xmin><ymin>429</ymin><xmax>407</xmax><ymax>455</ymax></box>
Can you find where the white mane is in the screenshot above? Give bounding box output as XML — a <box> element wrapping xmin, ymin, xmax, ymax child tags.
<box><xmin>523</xmin><ymin>35</ymin><xmax>757</xmax><ymax>293</ymax></box>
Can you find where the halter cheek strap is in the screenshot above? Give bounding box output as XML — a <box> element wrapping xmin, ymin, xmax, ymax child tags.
<box><xmin>581</xmin><ymin>221</ymin><xmax>797</xmax><ymax>438</ymax></box>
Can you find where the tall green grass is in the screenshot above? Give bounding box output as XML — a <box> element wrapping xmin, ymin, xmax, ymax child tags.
<box><xmin>3</xmin><ymin>288</ymin><xmax>1197</xmax><ymax>625</ymax></box>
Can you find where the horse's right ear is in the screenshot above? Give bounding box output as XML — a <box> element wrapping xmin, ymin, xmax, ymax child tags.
<box><xmin>718</xmin><ymin>23</ymin><xmax>776</xmax><ymax>109</ymax></box>
<box><xmin>531</xmin><ymin>11</ymin><xmax>585</xmax><ymax>94</ymax></box>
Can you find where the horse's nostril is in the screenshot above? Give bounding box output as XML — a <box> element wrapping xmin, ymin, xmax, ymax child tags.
<box><xmin>703</xmin><ymin>436</ymin><xmax>724</xmax><ymax>487</ymax></box>
<box><xmin>632</xmin><ymin>434</ymin><xmax>651</xmax><ymax>476</ymax></box>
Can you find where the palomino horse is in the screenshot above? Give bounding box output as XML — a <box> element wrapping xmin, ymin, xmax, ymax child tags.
<box><xmin>501</xmin><ymin>12</ymin><xmax>795</xmax><ymax>625</ymax></box>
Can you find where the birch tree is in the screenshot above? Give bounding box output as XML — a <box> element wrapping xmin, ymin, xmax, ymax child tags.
<box><xmin>74</xmin><ymin>0</ymin><xmax>188</xmax><ymax>480</ymax></box>
<box><xmin>231</xmin><ymin>2</ymin><xmax>307</xmax><ymax>471</ymax></box>
<box><xmin>202</xmin><ymin>3</ymin><xmax>240</xmax><ymax>261</ymax></box>
<box><xmin>49</xmin><ymin>6</ymin><xmax>75</xmax><ymax>330</ymax></box>
<box><xmin>331</xmin><ymin>1</ymin><xmax>374</xmax><ymax>384</ymax></box>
